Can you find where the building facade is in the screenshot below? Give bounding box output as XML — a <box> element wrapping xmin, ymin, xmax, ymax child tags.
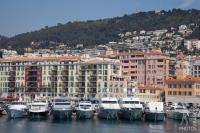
<box><xmin>0</xmin><ymin>55</ymin><xmax>131</xmax><ymax>101</ymax></box>
<box><xmin>134</xmin><ymin>84</ymin><xmax>163</xmax><ymax>103</ymax></box>
<box><xmin>165</xmin><ymin>61</ymin><xmax>200</xmax><ymax>104</ymax></box>
<box><xmin>115</xmin><ymin>49</ymin><xmax>175</xmax><ymax>87</ymax></box>
<box><xmin>0</xmin><ymin>55</ymin><xmax>80</xmax><ymax>101</ymax></box>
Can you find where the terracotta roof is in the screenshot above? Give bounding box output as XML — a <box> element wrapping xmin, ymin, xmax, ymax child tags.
<box><xmin>165</xmin><ymin>76</ymin><xmax>200</xmax><ymax>84</ymax></box>
<box><xmin>80</xmin><ymin>60</ymin><xmax>120</xmax><ymax>65</ymax></box>
<box><xmin>0</xmin><ymin>56</ymin><xmax>81</xmax><ymax>62</ymax></box>
<box><xmin>138</xmin><ymin>84</ymin><xmax>162</xmax><ymax>90</ymax></box>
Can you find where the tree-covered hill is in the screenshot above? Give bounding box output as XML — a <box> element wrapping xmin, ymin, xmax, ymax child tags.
<box><xmin>1</xmin><ymin>9</ymin><xmax>200</xmax><ymax>49</ymax></box>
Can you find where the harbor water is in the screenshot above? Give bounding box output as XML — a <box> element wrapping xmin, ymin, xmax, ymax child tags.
<box><xmin>0</xmin><ymin>115</ymin><xmax>199</xmax><ymax>133</ymax></box>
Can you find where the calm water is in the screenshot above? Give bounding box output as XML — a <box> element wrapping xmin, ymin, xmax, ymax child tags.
<box><xmin>0</xmin><ymin>115</ymin><xmax>199</xmax><ymax>133</ymax></box>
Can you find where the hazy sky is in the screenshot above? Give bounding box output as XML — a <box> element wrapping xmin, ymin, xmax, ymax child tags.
<box><xmin>0</xmin><ymin>0</ymin><xmax>200</xmax><ymax>37</ymax></box>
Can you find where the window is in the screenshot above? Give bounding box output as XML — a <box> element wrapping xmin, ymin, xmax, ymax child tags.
<box><xmin>157</xmin><ymin>65</ymin><xmax>163</xmax><ymax>68</ymax></box>
<box><xmin>104</xmin><ymin>65</ymin><xmax>108</xmax><ymax>69</ymax></box>
<box><xmin>131</xmin><ymin>66</ymin><xmax>137</xmax><ymax>68</ymax></box>
<box><xmin>104</xmin><ymin>70</ymin><xmax>107</xmax><ymax>75</ymax></box>
<box><xmin>131</xmin><ymin>71</ymin><xmax>137</xmax><ymax>74</ymax></box>
<box><xmin>178</xmin><ymin>84</ymin><xmax>181</xmax><ymax>88</ymax></box>
<box><xmin>184</xmin><ymin>84</ymin><xmax>187</xmax><ymax>88</ymax></box>
<box><xmin>104</xmin><ymin>82</ymin><xmax>107</xmax><ymax>87</ymax></box>
<box><xmin>98</xmin><ymin>70</ymin><xmax>102</xmax><ymax>74</ymax></box>
<box><xmin>188</xmin><ymin>84</ymin><xmax>192</xmax><ymax>88</ymax></box>
<box><xmin>157</xmin><ymin>59</ymin><xmax>163</xmax><ymax>62</ymax></box>
<box><xmin>173</xmin><ymin>91</ymin><xmax>177</xmax><ymax>95</ymax></box>
<box><xmin>150</xmin><ymin>90</ymin><xmax>156</xmax><ymax>94</ymax></box>
<box><xmin>131</xmin><ymin>76</ymin><xmax>137</xmax><ymax>80</ymax></box>
<box><xmin>131</xmin><ymin>55</ymin><xmax>135</xmax><ymax>58</ymax></box>
<box><xmin>123</xmin><ymin>66</ymin><xmax>129</xmax><ymax>68</ymax></box>
<box><xmin>168</xmin><ymin>84</ymin><xmax>172</xmax><ymax>88</ymax></box>
<box><xmin>123</xmin><ymin>60</ymin><xmax>129</xmax><ymax>63</ymax></box>
<box><xmin>173</xmin><ymin>84</ymin><xmax>177</xmax><ymax>88</ymax></box>
<box><xmin>140</xmin><ymin>89</ymin><xmax>145</xmax><ymax>93</ymax></box>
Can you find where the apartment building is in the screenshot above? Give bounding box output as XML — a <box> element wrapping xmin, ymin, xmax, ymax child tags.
<box><xmin>79</xmin><ymin>58</ymin><xmax>130</xmax><ymax>99</ymax></box>
<box><xmin>0</xmin><ymin>54</ymin><xmax>80</xmax><ymax>101</ymax></box>
<box><xmin>114</xmin><ymin>49</ymin><xmax>175</xmax><ymax>87</ymax></box>
<box><xmin>193</xmin><ymin>60</ymin><xmax>200</xmax><ymax>77</ymax></box>
<box><xmin>0</xmin><ymin>54</ymin><xmax>131</xmax><ymax>101</ymax></box>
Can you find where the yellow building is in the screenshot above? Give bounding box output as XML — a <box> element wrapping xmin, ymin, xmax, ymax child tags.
<box><xmin>135</xmin><ymin>84</ymin><xmax>163</xmax><ymax>103</ymax></box>
<box><xmin>165</xmin><ymin>60</ymin><xmax>200</xmax><ymax>104</ymax></box>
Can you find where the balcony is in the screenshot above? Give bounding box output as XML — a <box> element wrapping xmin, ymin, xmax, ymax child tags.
<box><xmin>51</xmin><ymin>70</ymin><xmax>57</xmax><ymax>75</ymax></box>
<box><xmin>8</xmin><ymin>77</ymin><xmax>16</xmax><ymax>81</ymax></box>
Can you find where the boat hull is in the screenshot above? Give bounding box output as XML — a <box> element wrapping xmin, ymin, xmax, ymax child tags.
<box><xmin>98</xmin><ymin>109</ymin><xmax>119</xmax><ymax>120</ymax></box>
<box><xmin>0</xmin><ymin>109</ymin><xmax>4</xmax><ymax>114</ymax></box>
<box><xmin>76</xmin><ymin>110</ymin><xmax>94</xmax><ymax>119</ymax></box>
<box><xmin>167</xmin><ymin>112</ymin><xmax>190</xmax><ymax>120</ymax></box>
<box><xmin>28</xmin><ymin>111</ymin><xmax>49</xmax><ymax>119</ymax></box>
<box><xmin>119</xmin><ymin>109</ymin><xmax>143</xmax><ymax>120</ymax></box>
<box><xmin>7</xmin><ymin>109</ymin><xmax>27</xmax><ymax>118</ymax></box>
<box><xmin>145</xmin><ymin>112</ymin><xmax>165</xmax><ymax>121</ymax></box>
<box><xmin>52</xmin><ymin>109</ymin><xmax>72</xmax><ymax>119</ymax></box>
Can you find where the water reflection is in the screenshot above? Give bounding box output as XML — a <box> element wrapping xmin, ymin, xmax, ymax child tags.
<box><xmin>0</xmin><ymin>115</ymin><xmax>199</xmax><ymax>133</ymax></box>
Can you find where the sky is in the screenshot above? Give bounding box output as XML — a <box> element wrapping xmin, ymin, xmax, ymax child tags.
<box><xmin>0</xmin><ymin>0</ymin><xmax>200</xmax><ymax>37</ymax></box>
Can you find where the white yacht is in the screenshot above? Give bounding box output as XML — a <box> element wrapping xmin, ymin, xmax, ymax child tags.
<box><xmin>166</xmin><ymin>103</ymin><xmax>190</xmax><ymax>120</ymax></box>
<box><xmin>145</xmin><ymin>102</ymin><xmax>165</xmax><ymax>121</ymax></box>
<box><xmin>98</xmin><ymin>97</ymin><xmax>120</xmax><ymax>120</ymax></box>
<box><xmin>76</xmin><ymin>101</ymin><xmax>94</xmax><ymax>119</ymax></box>
<box><xmin>6</xmin><ymin>101</ymin><xmax>28</xmax><ymax>118</ymax></box>
<box><xmin>28</xmin><ymin>100</ymin><xmax>49</xmax><ymax>119</ymax></box>
<box><xmin>52</xmin><ymin>97</ymin><xmax>73</xmax><ymax>119</ymax></box>
<box><xmin>118</xmin><ymin>97</ymin><xmax>144</xmax><ymax>120</ymax></box>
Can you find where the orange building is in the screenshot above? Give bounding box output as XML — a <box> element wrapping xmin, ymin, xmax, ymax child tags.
<box><xmin>165</xmin><ymin>61</ymin><xmax>200</xmax><ymax>104</ymax></box>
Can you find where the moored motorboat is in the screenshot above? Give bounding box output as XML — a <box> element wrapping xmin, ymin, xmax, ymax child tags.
<box><xmin>98</xmin><ymin>97</ymin><xmax>120</xmax><ymax>120</ymax></box>
<box><xmin>118</xmin><ymin>97</ymin><xmax>143</xmax><ymax>120</ymax></box>
<box><xmin>166</xmin><ymin>103</ymin><xmax>190</xmax><ymax>120</ymax></box>
<box><xmin>52</xmin><ymin>96</ymin><xmax>72</xmax><ymax>120</ymax></box>
<box><xmin>28</xmin><ymin>100</ymin><xmax>49</xmax><ymax>119</ymax></box>
<box><xmin>76</xmin><ymin>101</ymin><xmax>94</xmax><ymax>119</ymax></box>
<box><xmin>145</xmin><ymin>102</ymin><xmax>165</xmax><ymax>121</ymax></box>
<box><xmin>6</xmin><ymin>101</ymin><xmax>28</xmax><ymax>118</ymax></box>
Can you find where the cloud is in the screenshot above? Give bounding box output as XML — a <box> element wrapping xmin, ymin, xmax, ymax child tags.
<box><xmin>178</xmin><ymin>0</ymin><xmax>194</xmax><ymax>9</ymax></box>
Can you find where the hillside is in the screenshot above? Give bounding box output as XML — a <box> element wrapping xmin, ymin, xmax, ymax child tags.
<box><xmin>1</xmin><ymin>9</ymin><xmax>200</xmax><ymax>49</ymax></box>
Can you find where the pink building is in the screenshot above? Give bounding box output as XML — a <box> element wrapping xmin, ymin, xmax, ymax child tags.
<box><xmin>115</xmin><ymin>49</ymin><xmax>175</xmax><ymax>87</ymax></box>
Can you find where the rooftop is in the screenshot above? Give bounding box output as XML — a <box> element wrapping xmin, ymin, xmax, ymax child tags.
<box><xmin>165</xmin><ymin>76</ymin><xmax>200</xmax><ymax>84</ymax></box>
<box><xmin>0</xmin><ymin>54</ymin><xmax>81</xmax><ymax>62</ymax></box>
<box><xmin>138</xmin><ymin>84</ymin><xmax>162</xmax><ymax>90</ymax></box>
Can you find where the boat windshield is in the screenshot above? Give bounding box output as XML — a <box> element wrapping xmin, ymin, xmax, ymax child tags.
<box><xmin>32</xmin><ymin>105</ymin><xmax>46</xmax><ymax>107</ymax></box>
<box><xmin>80</xmin><ymin>105</ymin><xmax>91</xmax><ymax>109</ymax></box>
<box><xmin>102</xmin><ymin>101</ymin><xmax>117</xmax><ymax>104</ymax></box>
<box><xmin>124</xmin><ymin>101</ymin><xmax>139</xmax><ymax>104</ymax></box>
<box><xmin>176</xmin><ymin>107</ymin><xmax>185</xmax><ymax>110</ymax></box>
<box><xmin>12</xmin><ymin>102</ymin><xmax>26</xmax><ymax>105</ymax></box>
<box><xmin>55</xmin><ymin>103</ymin><xmax>70</xmax><ymax>105</ymax></box>
<box><xmin>55</xmin><ymin>99</ymin><xmax>69</xmax><ymax>102</ymax></box>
